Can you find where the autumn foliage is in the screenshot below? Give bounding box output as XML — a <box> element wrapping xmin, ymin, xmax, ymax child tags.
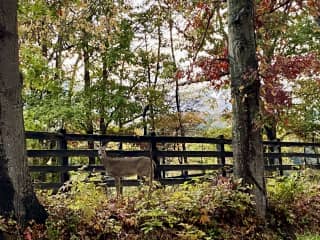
<box><xmin>179</xmin><ymin>0</ymin><xmax>320</xmax><ymax>126</ymax></box>
<box><xmin>1</xmin><ymin>171</ymin><xmax>320</xmax><ymax>239</ymax></box>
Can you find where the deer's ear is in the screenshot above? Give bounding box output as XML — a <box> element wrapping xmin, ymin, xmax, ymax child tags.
<box><xmin>100</xmin><ymin>140</ymin><xmax>109</xmax><ymax>148</ymax></box>
<box><xmin>98</xmin><ymin>146</ymin><xmax>105</xmax><ymax>150</ymax></box>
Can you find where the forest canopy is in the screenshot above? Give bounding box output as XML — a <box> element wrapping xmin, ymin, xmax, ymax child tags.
<box><xmin>18</xmin><ymin>0</ymin><xmax>320</xmax><ymax>139</ymax></box>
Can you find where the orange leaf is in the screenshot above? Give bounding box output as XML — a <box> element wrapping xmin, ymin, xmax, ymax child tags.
<box><xmin>199</xmin><ymin>208</ymin><xmax>210</xmax><ymax>224</ymax></box>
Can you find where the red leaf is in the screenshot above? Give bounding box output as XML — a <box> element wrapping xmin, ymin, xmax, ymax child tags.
<box><xmin>24</xmin><ymin>227</ymin><xmax>32</xmax><ymax>240</ymax></box>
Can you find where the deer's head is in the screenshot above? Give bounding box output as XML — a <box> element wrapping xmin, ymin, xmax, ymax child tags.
<box><xmin>97</xmin><ymin>145</ymin><xmax>107</xmax><ymax>160</ymax></box>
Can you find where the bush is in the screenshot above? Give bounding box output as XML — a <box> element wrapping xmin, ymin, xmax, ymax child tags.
<box><xmin>1</xmin><ymin>171</ymin><xmax>320</xmax><ymax>239</ymax></box>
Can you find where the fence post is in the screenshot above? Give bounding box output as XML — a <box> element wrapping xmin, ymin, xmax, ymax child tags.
<box><xmin>150</xmin><ymin>131</ymin><xmax>161</xmax><ymax>180</ymax></box>
<box><xmin>88</xmin><ymin>136</ymin><xmax>95</xmax><ymax>166</ymax></box>
<box><xmin>268</xmin><ymin>140</ymin><xmax>276</xmax><ymax>166</ymax></box>
<box><xmin>58</xmin><ymin>129</ymin><xmax>69</xmax><ymax>183</ymax></box>
<box><xmin>217</xmin><ymin>135</ymin><xmax>226</xmax><ymax>177</ymax></box>
<box><xmin>276</xmin><ymin>138</ymin><xmax>283</xmax><ymax>176</ymax></box>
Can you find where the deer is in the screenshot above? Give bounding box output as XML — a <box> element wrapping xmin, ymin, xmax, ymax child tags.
<box><xmin>97</xmin><ymin>145</ymin><xmax>155</xmax><ymax>198</ymax></box>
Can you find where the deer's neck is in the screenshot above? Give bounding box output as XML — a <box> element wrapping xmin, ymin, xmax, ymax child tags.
<box><xmin>101</xmin><ymin>150</ymin><xmax>111</xmax><ymax>168</ymax></box>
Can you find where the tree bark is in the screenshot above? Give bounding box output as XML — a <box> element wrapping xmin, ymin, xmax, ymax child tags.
<box><xmin>0</xmin><ymin>0</ymin><xmax>47</xmax><ymax>225</ymax></box>
<box><xmin>168</xmin><ymin>14</ymin><xmax>188</xmax><ymax>175</ymax></box>
<box><xmin>228</xmin><ymin>0</ymin><xmax>267</xmax><ymax>219</ymax></box>
<box><xmin>83</xmin><ymin>36</ymin><xmax>95</xmax><ymax>164</ymax></box>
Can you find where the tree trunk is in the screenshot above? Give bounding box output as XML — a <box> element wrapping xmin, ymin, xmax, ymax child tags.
<box><xmin>169</xmin><ymin>15</ymin><xmax>188</xmax><ymax>175</ymax></box>
<box><xmin>142</xmin><ymin>105</ymin><xmax>149</xmax><ymax>135</ymax></box>
<box><xmin>0</xmin><ymin>0</ymin><xmax>47</xmax><ymax>225</ymax></box>
<box><xmin>99</xmin><ymin>63</ymin><xmax>109</xmax><ymax>136</ymax></box>
<box><xmin>83</xmin><ymin>38</ymin><xmax>95</xmax><ymax>164</ymax></box>
<box><xmin>228</xmin><ymin>0</ymin><xmax>267</xmax><ymax>219</ymax></box>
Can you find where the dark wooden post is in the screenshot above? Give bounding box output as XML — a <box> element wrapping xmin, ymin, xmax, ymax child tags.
<box><xmin>88</xmin><ymin>139</ymin><xmax>95</xmax><ymax>165</ymax></box>
<box><xmin>312</xmin><ymin>134</ymin><xmax>320</xmax><ymax>165</ymax></box>
<box><xmin>150</xmin><ymin>131</ymin><xmax>161</xmax><ymax>180</ymax></box>
<box><xmin>267</xmin><ymin>145</ymin><xmax>275</xmax><ymax>166</ymax></box>
<box><xmin>58</xmin><ymin>129</ymin><xmax>69</xmax><ymax>183</ymax></box>
<box><xmin>160</xmin><ymin>143</ymin><xmax>166</xmax><ymax>179</ymax></box>
<box><xmin>216</xmin><ymin>135</ymin><xmax>226</xmax><ymax>177</ymax></box>
<box><xmin>311</xmin><ymin>134</ymin><xmax>320</xmax><ymax>165</ymax></box>
<box><xmin>303</xmin><ymin>145</ymin><xmax>307</xmax><ymax>166</ymax></box>
<box><xmin>276</xmin><ymin>138</ymin><xmax>283</xmax><ymax>176</ymax></box>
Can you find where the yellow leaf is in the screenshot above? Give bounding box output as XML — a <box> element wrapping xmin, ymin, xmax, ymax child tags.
<box><xmin>199</xmin><ymin>208</ymin><xmax>210</xmax><ymax>224</ymax></box>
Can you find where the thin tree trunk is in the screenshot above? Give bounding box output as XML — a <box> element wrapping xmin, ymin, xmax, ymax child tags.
<box><xmin>169</xmin><ymin>15</ymin><xmax>188</xmax><ymax>175</ymax></box>
<box><xmin>145</xmin><ymin>33</ymin><xmax>155</xmax><ymax>132</ymax></box>
<box><xmin>54</xmin><ymin>34</ymin><xmax>63</xmax><ymax>83</ymax></box>
<box><xmin>142</xmin><ymin>105</ymin><xmax>149</xmax><ymax>136</ymax></box>
<box><xmin>99</xmin><ymin>62</ymin><xmax>109</xmax><ymax>135</ymax></box>
<box><xmin>69</xmin><ymin>54</ymin><xmax>81</xmax><ymax>102</ymax></box>
<box><xmin>83</xmin><ymin>37</ymin><xmax>95</xmax><ymax>164</ymax></box>
<box><xmin>228</xmin><ymin>0</ymin><xmax>267</xmax><ymax>219</ymax></box>
<box><xmin>0</xmin><ymin>1</ymin><xmax>47</xmax><ymax>225</ymax></box>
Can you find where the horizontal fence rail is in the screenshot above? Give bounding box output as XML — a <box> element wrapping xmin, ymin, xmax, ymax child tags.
<box><xmin>26</xmin><ymin>131</ymin><xmax>320</xmax><ymax>190</ymax></box>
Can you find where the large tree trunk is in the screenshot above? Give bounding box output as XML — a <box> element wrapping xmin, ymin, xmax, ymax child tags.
<box><xmin>228</xmin><ymin>0</ymin><xmax>267</xmax><ymax>218</ymax></box>
<box><xmin>0</xmin><ymin>0</ymin><xmax>47</xmax><ymax>225</ymax></box>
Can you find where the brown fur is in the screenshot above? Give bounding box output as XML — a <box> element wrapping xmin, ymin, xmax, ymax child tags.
<box><xmin>98</xmin><ymin>146</ymin><xmax>154</xmax><ymax>197</ymax></box>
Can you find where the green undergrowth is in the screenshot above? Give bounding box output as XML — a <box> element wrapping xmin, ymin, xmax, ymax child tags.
<box><xmin>1</xmin><ymin>170</ymin><xmax>320</xmax><ymax>239</ymax></box>
<box><xmin>297</xmin><ymin>234</ymin><xmax>320</xmax><ymax>240</ymax></box>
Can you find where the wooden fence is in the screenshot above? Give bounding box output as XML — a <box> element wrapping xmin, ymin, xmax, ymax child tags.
<box><xmin>26</xmin><ymin>131</ymin><xmax>320</xmax><ymax>190</ymax></box>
